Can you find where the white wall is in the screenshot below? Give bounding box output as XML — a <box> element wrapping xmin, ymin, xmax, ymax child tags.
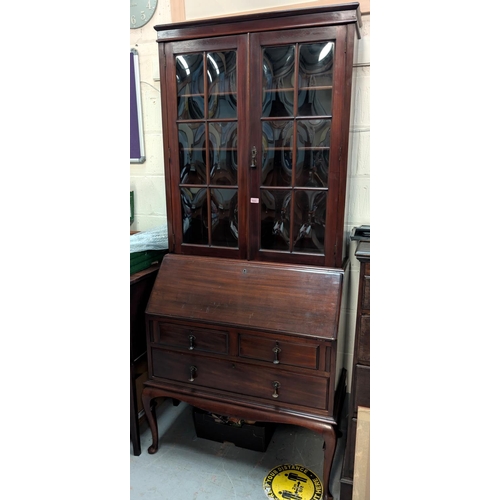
<box><xmin>130</xmin><ymin>0</ymin><xmax>370</xmax><ymax>390</ymax></box>
<box><xmin>130</xmin><ymin>3</ymin><xmax>172</xmax><ymax>231</ymax></box>
<box><xmin>342</xmin><ymin>14</ymin><xmax>370</xmax><ymax>389</ymax></box>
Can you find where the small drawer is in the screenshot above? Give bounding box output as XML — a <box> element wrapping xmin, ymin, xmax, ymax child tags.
<box><xmin>238</xmin><ymin>334</ymin><xmax>319</xmax><ymax>370</ymax></box>
<box><xmin>157</xmin><ymin>322</ymin><xmax>228</xmax><ymax>355</ymax></box>
<box><xmin>151</xmin><ymin>349</ymin><xmax>329</xmax><ymax>411</ymax></box>
<box><xmin>356</xmin><ymin>314</ymin><xmax>370</xmax><ymax>365</ymax></box>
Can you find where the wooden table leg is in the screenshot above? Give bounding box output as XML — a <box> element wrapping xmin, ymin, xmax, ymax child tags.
<box><xmin>142</xmin><ymin>386</ymin><xmax>159</xmax><ymax>454</ymax></box>
<box><xmin>320</xmin><ymin>422</ymin><xmax>338</xmax><ymax>500</ymax></box>
<box><xmin>130</xmin><ymin>365</ymin><xmax>141</xmax><ymax>456</ymax></box>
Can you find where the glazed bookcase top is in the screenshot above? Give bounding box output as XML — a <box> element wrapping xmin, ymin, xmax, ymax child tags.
<box><xmin>154</xmin><ymin>2</ymin><xmax>360</xmax><ymax>268</ymax></box>
<box><xmin>154</xmin><ymin>3</ymin><xmax>361</xmax><ymax>41</ymax></box>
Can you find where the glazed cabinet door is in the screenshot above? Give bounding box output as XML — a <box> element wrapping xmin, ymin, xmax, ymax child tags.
<box><xmin>162</xmin><ymin>35</ymin><xmax>249</xmax><ymax>259</ymax></box>
<box><xmin>248</xmin><ymin>26</ymin><xmax>350</xmax><ymax>267</ymax></box>
<box><xmin>160</xmin><ymin>25</ymin><xmax>353</xmax><ymax>267</ymax></box>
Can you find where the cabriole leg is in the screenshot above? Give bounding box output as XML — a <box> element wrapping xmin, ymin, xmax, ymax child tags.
<box><xmin>141</xmin><ymin>387</ymin><xmax>159</xmax><ymax>454</ymax></box>
<box><xmin>320</xmin><ymin>423</ymin><xmax>338</xmax><ymax>500</ymax></box>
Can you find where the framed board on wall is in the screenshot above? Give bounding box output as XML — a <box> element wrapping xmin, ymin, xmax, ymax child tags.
<box><xmin>130</xmin><ymin>49</ymin><xmax>145</xmax><ymax>163</ymax></box>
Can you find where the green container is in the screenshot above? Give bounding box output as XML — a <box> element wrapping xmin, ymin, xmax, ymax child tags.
<box><xmin>130</xmin><ymin>250</ymin><xmax>167</xmax><ymax>275</ymax></box>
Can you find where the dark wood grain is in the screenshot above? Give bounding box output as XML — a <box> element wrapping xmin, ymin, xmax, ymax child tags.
<box><xmin>146</xmin><ymin>254</ymin><xmax>343</xmax><ymax>339</ymax></box>
<box><xmin>143</xmin><ymin>254</ymin><xmax>345</xmax><ymax>500</ymax></box>
<box><xmin>239</xmin><ymin>333</ymin><xmax>320</xmax><ymax>369</ymax></box>
<box><xmin>155</xmin><ymin>4</ymin><xmax>360</xmax><ymax>41</ymax></box>
<box><xmin>158</xmin><ymin>321</ymin><xmax>229</xmax><ymax>354</ymax></box>
<box><xmin>151</xmin><ymin>348</ymin><xmax>330</xmax><ymax>410</ymax></box>
<box><xmin>156</xmin><ymin>4</ymin><xmax>360</xmax><ymax>269</ymax></box>
<box><xmin>145</xmin><ymin>5</ymin><xmax>362</xmax><ymax>498</ymax></box>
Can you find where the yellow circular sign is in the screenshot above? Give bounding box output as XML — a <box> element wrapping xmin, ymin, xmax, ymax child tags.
<box><xmin>263</xmin><ymin>464</ymin><xmax>323</xmax><ymax>500</ymax></box>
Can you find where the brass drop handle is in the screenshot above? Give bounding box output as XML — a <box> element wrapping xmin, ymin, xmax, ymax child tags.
<box><xmin>188</xmin><ymin>334</ymin><xmax>196</xmax><ymax>350</ymax></box>
<box><xmin>251</xmin><ymin>146</ymin><xmax>257</xmax><ymax>168</ymax></box>
<box><xmin>272</xmin><ymin>342</ymin><xmax>281</xmax><ymax>364</ymax></box>
<box><xmin>189</xmin><ymin>365</ymin><xmax>197</xmax><ymax>382</ymax></box>
<box><xmin>272</xmin><ymin>381</ymin><xmax>281</xmax><ymax>398</ymax></box>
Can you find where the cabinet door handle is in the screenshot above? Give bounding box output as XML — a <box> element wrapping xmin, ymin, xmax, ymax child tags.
<box><xmin>189</xmin><ymin>365</ymin><xmax>197</xmax><ymax>382</ymax></box>
<box><xmin>188</xmin><ymin>334</ymin><xmax>196</xmax><ymax>350</ymax></box>
<box><xmin>250</xmin><ymin>146</ymin><xmax>257</xmax><ymax>168</ymax></box>
<box><xmin>272</xmin><ymin>381</ymin><xmax>281</xmax><ymax>398</ymax></box>
<box><xmin>272</xmin><ymin>342</ymin><xmax>281</xmax><ymax>364</ymax></box>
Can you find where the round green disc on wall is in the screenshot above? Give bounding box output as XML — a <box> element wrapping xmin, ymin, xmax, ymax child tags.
<box><xmin>130</xmin><ymin>0</ymin><xmax>158</xmax><ymax>29</ymax></box>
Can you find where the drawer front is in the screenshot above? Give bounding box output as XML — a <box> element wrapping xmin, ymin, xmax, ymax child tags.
<box><xmin>361</xmin><ymin>276</ymin><xmax>370</xmax><ymax>311</ymax></box>
<box><xmin>356</xmin><ymin>314</ymin><xmax>370</xmax><ymax>365</ymax></box>
<box><xmin>352</xmin><ymin>364</ymin><xmax>370</xmax><ymax>412</ymax></box>
<box><xmin>157</xmin><ymin>322</ymin><xmax>228</xmax><ymax>355</ymax></box>
<box><xmin>151</xmin><ymin>349</ymin><xmax>329</xmax><ymax>410</ymax></box>
<box><xmin>239</xmin><ymin>334</ymin><xmax>320</xmax><ymax>370</ymax></box>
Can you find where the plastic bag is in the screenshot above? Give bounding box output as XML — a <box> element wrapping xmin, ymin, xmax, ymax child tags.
<box><xmin>130</xmin><ymin>223</ymin><xmax>168</xmax><ymax>253</ymax></box>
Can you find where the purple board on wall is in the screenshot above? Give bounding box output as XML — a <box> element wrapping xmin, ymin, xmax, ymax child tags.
<box><xmin>130</xmin><ymin>49</ymin><xmax>145</xmax><ymax>163</ymax></box>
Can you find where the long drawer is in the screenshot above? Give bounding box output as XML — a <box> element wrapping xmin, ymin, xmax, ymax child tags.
<box><xmin>151</xmin><ymin>348</ymin><xmax>329</xmax><ymax>410</ymax></box>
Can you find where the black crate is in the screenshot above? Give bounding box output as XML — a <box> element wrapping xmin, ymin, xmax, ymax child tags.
<box><xmin>192</xmin><ymin>407</ymin><xmax>276</xmax><ymax>452</ymax></box>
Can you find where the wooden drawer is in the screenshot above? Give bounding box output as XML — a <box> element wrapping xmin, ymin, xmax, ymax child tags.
<box><xmin>238</xmin><ymin>334</ymin><xmax>320</xmax><ymax>370</ymax></box>
<box><xmin>361</xmin><ymin>276</ymin><xmax>370</xmax><ymax>311</ymax></box>
<box><xmin>356</xmin><ymin>314</ymin><xmax>370</xmax><ymax>365</ymax></box>
<box><xmin>151</xmin><ymin>349</ymin><xmax>329</xmax><ymax>410</ymax></box>
<box><xmin>157</xmin><ymin>322</ymin><xmax>228</xmax><ymax>355</ymax></box>
<box><xmin>352</xmin><ymin>364</ymin><xmax>370</xmax><ymax>413</ymax></box>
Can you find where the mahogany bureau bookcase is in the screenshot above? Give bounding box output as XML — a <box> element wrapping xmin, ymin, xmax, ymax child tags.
<box><xmin>141</xmin><ymin>4</ymin><xmax>362</xmax><ymax>499</ymax></box>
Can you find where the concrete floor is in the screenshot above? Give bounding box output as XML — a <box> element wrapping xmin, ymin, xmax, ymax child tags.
<box><xmin>130</xmin><ymin>400</ymin><xmax>347</xmax><ymax>500</ymax></box>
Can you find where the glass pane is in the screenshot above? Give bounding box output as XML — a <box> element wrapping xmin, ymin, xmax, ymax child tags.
<box><xmin>176</xmin><ymin>54</ymin><xmax>205</xmax><ymax>119</ymax></box>
<box><xmin>292</xmin><ymin>190</ymin><xmax>327</xmax><ymax>254</ymax></box>
<box><xmin>210</xmin><ymin>188</ymin><xmax>239</xmax><ymax>247</ymax></box>
<box><xmin>299</xmin><ymin>42</ymin><xmax>334</xmax><ymax>87</ymax></box>
<box><xmin>178</xmin><ymin>123</ymin><xmax>207</xmax><ymax>184</ymax></box>
<box><xmin>262</xmin><ymin>121</ymin><xmax>293</xmax><ymax>186</ymax></box>
<box><xmin>181</xmin><ymin>187</ymin><xmax>208</xmax><ymax>245</ymax></box>
<box><xmin>262</xmin><ymin>45</ymin><xmax>295</xmax><ymax>117</ymax></box>
<box><xmin>208</xmin><ymin>93</ymin><xmax>237</xmax><ymax>119</ymax></box>
<box><xmin>208</xmin><ymin>122</ymin><xmax>238</xmax><ymax>185</ymax></box>
<box><xmin>178</xmin><ymin>93</ymin><xmax>204</xmax><ymax>120</ymax></box>
<box><xmin>297</xmin><ymin>88</ymin><xmax>332</xmax><ymax>116</ymax></box>
<box><xmin>298</xmin><ymin>42</ymin><xmax>334</xmax><ymax>116</ymax></box>
<box><xmin>207</xmin><ymin>51</ymin><xmax>237</xmax><ymax>119</ymax></box>
<box><xmin>296</xmin><ymin>120</ymin><xmax>330</xmax><ymax>187</ymax></box>
<box><xmin>260</xmin><ymin>189</ymin><xmax>292</xmax><ymax>251</ymax></box>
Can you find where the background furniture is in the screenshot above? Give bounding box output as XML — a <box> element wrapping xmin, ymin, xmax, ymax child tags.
<box><xmin>340</xmin><ymin>240</ymin><xmax>370</xmax><ymax>498</ymax></box>
<box><xmin>130</xmin><ymin>264</ymin><xmax>160</xmax><ymax>456</ymax></box>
